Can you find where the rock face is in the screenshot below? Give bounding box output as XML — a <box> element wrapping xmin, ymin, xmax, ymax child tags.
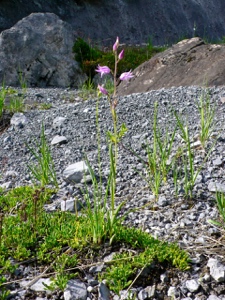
<box><xmin>0</xmin><ymin>0</ymin><xmax>225</xmax><ymax>46</ymax></box>
<box><xmin>117</xmin><ymin>38</ymin><xmax>225</xmax><ymax>96</ymax></box>
<box><xmin>0</xmin><ymin>12</ymin><xmax>87</xmax><ymax>87</ymax></box>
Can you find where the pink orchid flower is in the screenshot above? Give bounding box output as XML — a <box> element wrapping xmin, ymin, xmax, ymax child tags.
<box><xmin>98</xmin><ymin>84</ymin><xmax>108</xmax><ymax>95</ymax></box>
<box><xmin>95</xmin><ymin>65</ymin><xmax>111</xmax><ymax>77</ymax></box>
<box><xmin>119</xmin><ymin>70</ymin><xmax>134</xmax><ymax>81</ymax></box>
<box><xmin>118</xmin><ymin>49</ymin><xmax>124</xmax><ymax>60</ymax></box>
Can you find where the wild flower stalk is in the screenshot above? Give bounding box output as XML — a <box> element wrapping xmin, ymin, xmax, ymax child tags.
<box><xmin>83</xmin><ymin>37</ymin><xmax>134</xmax><ymax>243</ymax></box>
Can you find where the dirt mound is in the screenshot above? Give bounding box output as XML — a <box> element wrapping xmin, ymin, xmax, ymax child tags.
<box><xmin>117</xmin><ymin>37</ymin><xmax>225</xmax><ymax>96</ymax></box>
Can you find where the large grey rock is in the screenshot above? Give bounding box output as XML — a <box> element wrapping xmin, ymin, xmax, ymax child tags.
<box><xmin>0</xmin><ymin>13</ymin><xmax>87</xmax><ymax>88</ymax></box>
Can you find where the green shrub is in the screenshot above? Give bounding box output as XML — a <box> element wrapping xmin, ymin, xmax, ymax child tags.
<box><xmin>73</xmin><ymin>37</ymin><xmax>166</xmax><ymax>80</ymax></box>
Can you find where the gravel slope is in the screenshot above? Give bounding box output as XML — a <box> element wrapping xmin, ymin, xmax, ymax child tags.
<box><xmin>1</xmin><ymin>86</ymin><xmax>225</xmax><ymax>299</ymax></box>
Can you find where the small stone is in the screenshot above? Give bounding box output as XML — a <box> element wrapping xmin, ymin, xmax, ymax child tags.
<box><xmin>103</xmin><ymin>253</ymin><xmax>116</xmax><ymax>262</ymax></box>
<box><xmin>64</xmin><ymin>279</ymin><xmax>87</xmax><ymax>300</ymax></box>
<box><xmin>61</xmin><ymin>198</ymin><xmax>82</xmax><ymax>212</ymax></box>
<box><xmin>63</xmin><ymin>161</ymin><xmax>89</xmax><ymax>183</ymax></box>
<box><xmin>195</xmin><ymin>236</ymin><xmax>205</xmax><ymax>245</ymax></box>
<box><xmin>167</xmin><ymin>286</ymin><xmax>177</xmax><ymax>297</ymax></box>
<box><xmin>119</xmin><ymin>288</ymin><xmax>137</xmax><ymax>300</ymax></box>
<box><xmin>87</xmin><ymin>286</ymin><xmax>93</xmax><ymax>292</ymax></box>
<box><xmin>185</xmin><ymin>279</ymin><xmax>200</xmax><ymax>292</ymax></box>
<box><xmin>89</xmin><ymin>264</ymin><xmax>104</xmax><ymax>274</ymax></box>
<box><xmin>157</xmin><ymin>195</ymin><xmax>169</xmax><ymax>207</ymax></box>
<box><xmin>213</xmin><ymin>157</ymin><xmax>223</xmax><ymax>166</ymax></box>
<box><xmin>10</xmin><ymin>113</ymin><xmax>28</xmax><ymax>128</ymax></box>
<box><xmin>160</xmin><ymin>272</ymin><xmax>169</xmax><ymax>283</ymax></box>
<box><xmin>87</xmin><ymin>278</ymin><xmax>98</xmax><ymax>287</ymax></box>
<box><xmin>30</xmin><ymin>278</ymin><xmax>52</xmax><ymax>291</ymax></box>
<box><xmin>99</xmin><ymin>281</ymin><xmax>110</xmax><ymax>300</ymax></box>
<box><xmin>138</xmin><ymin>288</ymin><xmax>148</xmax><ymax>300</ymax></box>
<box><xmin>191</xmin><ymin>140</ymin><xmax>202</xmax><ymax>148</ymax></box>
<box><xmin>53</xmin><ymin>116</ymin><xmax>66</xmax><ymax>128</ymax></box>
<box><xmin>208</xmin><ymin>181</ymin><xmax>225</xmax><ymax>193</ymax></box>
<box><xmin>0</xmin><ymin>181</ymin><xmax>12</xmax><ymax>189</ymax></box>
<box><xmin>203</xmin><ymin>273</ymin><xmax>211</xmax><ymax>282</ymax></box>
<box><xmin>207</xmin><ymin>258</ymin><xmax>225</xmax><ymax>282</ymax></box>
<box><xmin>51</xmin><ymin>135</ymin><xmax>68</xmax><ymax>145</ymax></box>
<box><xmin>207</xmin><ymin>296</ymin><xmax>221</xmax><ymax>300</ymax></box>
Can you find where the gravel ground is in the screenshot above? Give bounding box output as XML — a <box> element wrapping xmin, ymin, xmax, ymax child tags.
<box><xmin>1</xmin><ymin>86</ymin><xmax>225</xmax><ymax>299</ymax></box>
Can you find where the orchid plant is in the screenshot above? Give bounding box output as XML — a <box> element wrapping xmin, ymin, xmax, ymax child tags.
<box><xmin>96</xmin><ymin>37</ymin><xmax>134</xmax><ymax>163</ymax></box>
<box><xmin>84</xmin><ymin>37</ymin><xmax>134</xmax><ymax>243</ymax></box>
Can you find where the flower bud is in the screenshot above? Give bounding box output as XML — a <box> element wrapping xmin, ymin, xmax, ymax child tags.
<box><xmin>113</xmin><ymin>37</ymin><xmax>119</xmax><ymax>52</ymax></box>
<box><xmin>118</xmin><ymin>49</ymin><xmax>124</xmax><ymax>60</ymax></box>
<box><xmin>98</xmin><ymin>84</ymin><xmax>108</xmax><ymax>95</ymax></box>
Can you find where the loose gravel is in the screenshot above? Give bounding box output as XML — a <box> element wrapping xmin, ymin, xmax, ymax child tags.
<box><xmin>1</xmin><ymin>86</ymin><xmax>225</xmax><ymax>299</ymax></box>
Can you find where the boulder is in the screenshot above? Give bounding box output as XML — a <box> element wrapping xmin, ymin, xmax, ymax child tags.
<box><xmin>117</xmin><ymin>37</ymin><xmax>225</xmax><ymax>96</ymax></box>
<box><xmin>0</xmin><ymin>12</ymin><xmax>87</xmax><ymax>88</ymax></box>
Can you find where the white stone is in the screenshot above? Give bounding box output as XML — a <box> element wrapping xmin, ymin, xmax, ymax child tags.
<box><xmin>30</xmin><ymin>278</ymin><xmax>52</xmax><ymax>291</ymax></box>
<box><xmin>167</xmin><ymin>286</ymin><xmax>177</xmax><ymax>297</ymax></box>
<box><xmin>63</xmin><ymin>161</ymin><xmax>88</xmax><ymax>183</ymax></box>
<box><xmin>61</xmin><ymin>198</ymin><xmax>82</xmax><ymax>212</ymax></box>
<box><xmin>0</xmin><ymin>181</ymin><xmax>12</xmax><ymax>189</ymax></box>
<box><xmin>53</xmin><ymin>116</ymin><xmax>66</xmax><ymax>128</ymax></box>
<box><xmin>51</xmin><ymin>135</ymin><xmax>67</xmax><ymax>145</ymax></box>
<box><xmin>208</xmin><ymin>182</ymin><xmax>225</xmax><ymax>193</ymax></box>
<box><xmin>10</xmin><ymin>113</ymin><xmax>27</xmax><ymax>128</ymax></box>
<box><xmin>207</xmin><ymin>258</ymin><xmax>225</xmax><ymax>282</ymax></box>
<box><xmin>207</xmin><ymin>296</ymin><xmax>221</xmax><ymax>300</ymax></box>
<box><xmin>185</xmin><ymin>279</ymin><xmax>200</xmax><ymax>292</ymax></box>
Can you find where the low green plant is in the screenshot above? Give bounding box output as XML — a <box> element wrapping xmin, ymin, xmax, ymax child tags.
<box><xmin>0</xmin><ymin>185</ymin><xmax>190</xmax><ymax>296</ymax></box>
<box><xmin>78</xmin><ymin>77</ymin><xmax>97</xmax><ymax>100</ymax></box>
<box><xmin>43</xmin><ymin>253</ymin><xmax>78</xmax><ymax>291</ymax></box>
<box><xmin>73</xmin><ymin>37</ymin><xmax>102</xmax><ymax>77</ymax></box>
<box><xmin>18</xmin><ymin>70</ymin><xmax>27</xmax><ymax>92</ymax></box>
<box><xmin>73</xmin><ymin>37</ymin><xmax>166</xmax><ymax>80</ymax></box>
<box><xmin>197</xmin><ymin>90</ymin><xmax>216</xmax><ymax>148</ymax></box>
<box><xmin>121</xmin><ymin>102</ymin><xmax>176</xmax><ymax>197</ymax></box>
<box><xmin>0</xmin><ymin>84</ymin><xmax>7</xmax><ymax>117</ymax></box>
<box><xmin>5</xmin><ymin>96</ymin><xmax>24</xmax><ymax>114</ymax></box>
<box><xmin>209</xmin><ymin>192</ymin><xmax>225</xmax><ymax>227</ymax></box>
<box><xmin>100</xmin><ymin>226</ymin><xmax>190</xmax><ymax>294</ymax></box>
<box><xmin>174</xmin><ymin>112</ymin><xmax>199</xmax><ymax>198</ymax></box>
<box><xmin>27</xmin><ymin>124</ymin><xmax>58</xmax><ymax>187</ymax></box>
<box><xmin>174</xmin><ymin>111</ymin><xmax>214</xmax><ymax>199</ymax></box>
<box><xmin>39</xmin><ymin>103</ymin><xmax>52</xmax><ymax>110</ymax></box>
<box><xmin>0</xmin><ymin>274</ymin><xmax>10</xmax><ymax>300</ymax></box>
<box><xmin>0</xmin><ymin>84</ymin><xmax>26</xmax><ymax>116</ymax></box>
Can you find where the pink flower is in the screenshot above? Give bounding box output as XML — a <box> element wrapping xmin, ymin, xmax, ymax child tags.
<box><xmin>98</xmin><ymin>84</ymin><xmax>108</xmax><ymax>95</ymax></box>
<box><xmin>119</xmin><ymin>70</ymin><xmax>134</xmax><ymax>81</ymax></box>
<box><xmin>118</xmin><ymin>49</ymin><xmax>124</xmax><ymax>60</ymax></box>
<box><xmin>113</xmin><ymin>37</ymin><xmax>119</xmax><ymax>52</ymax></box>
<box><xmin>95</xmin><ymin>65</ymin><xmax>111</xmax><ymax>77</ymax></box>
